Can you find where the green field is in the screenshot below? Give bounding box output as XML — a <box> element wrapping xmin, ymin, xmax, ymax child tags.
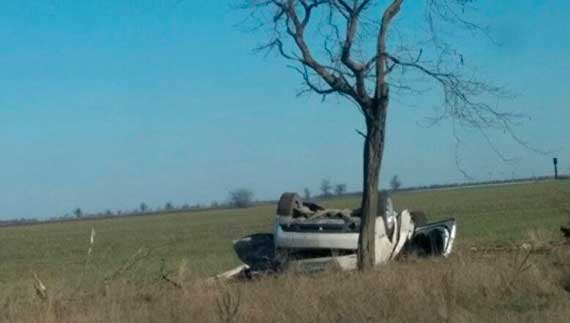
<box><xmin>1</xmin><ymin>180</ymin><xmax>570</xmax><ymax>323</ymax></box>
<box><xmin>1</xmin><ymin>180</ymin><xmax>568</xmax><ymax>290</ymax></box>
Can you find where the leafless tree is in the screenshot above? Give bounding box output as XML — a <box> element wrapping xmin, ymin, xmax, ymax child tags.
<box><xmin>229</xmin><ymin>188</ymin><xmax>255</xmax><ymax>208</ymax></box>
<box><xmin>390</xmin><ymin>175</ymin><xmax>402</xmax><ymax>191</ymax></box>
<box><xmin>240</xmin><ymin>0</ymin><xmax>522</xmax><ymax>269</ymax></box>
<box><xmin>335</xmin><ymin>183</ymin><xmax>347</xmax><ymax>195</ymax></box>
<box><xmin>304</xmin><ymin>187</ymin><xmax>312</xmax><ymax>200</ymax></box>
<box><xmin>320</xmin><ymin>179</ymin><xmax>332</xmax><ymax>197</ymax></box>
<box><xmin>165</xmin><ymin>202</ymin><xmax>174</xmax><ymax>211</ymax></box>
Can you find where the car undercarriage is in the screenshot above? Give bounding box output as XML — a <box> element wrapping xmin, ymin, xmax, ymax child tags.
<box><xmin>217</xmin><ymin>193</ymin><xmax>457</xmax><ymax>279</ymax></box>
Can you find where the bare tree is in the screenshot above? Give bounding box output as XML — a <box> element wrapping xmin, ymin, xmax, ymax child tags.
<box><xmin>229</xmin><ymin>188</ymin><xmax>255</xmax><ymax>208</ymax></box>
<box><xmin>165</xmin><ymin>202</ymin><xmax>174</xmax><ymax>211</ymax></box>
<box><xmin>304</xmin><ymin>187</ymin><xmax>311</xmax><ymax>200</ymax></box>
<box><xmin>335</xmin><ymin>183</ymin><xmax>347</xmax><ymax>195</ymax></box>
<box><xmin>241</xmin><ymin>0</ymin><xmax>520</xmax><ymax>269</ymax></box>
<box><xmin>320</xmin><ymin>179</ymin><xmax>332</xmax><ymax>197</ymax></box>
<box><xmin>390</xmin><ymin>175</ymin><xmax>402</xmax><ymax>192</ymax></box>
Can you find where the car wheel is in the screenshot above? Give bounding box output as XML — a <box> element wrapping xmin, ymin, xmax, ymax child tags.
<box><xmin>277</xmin><ymin>192</ymin><xmax>303</xmax><ymax>216</ymax></box>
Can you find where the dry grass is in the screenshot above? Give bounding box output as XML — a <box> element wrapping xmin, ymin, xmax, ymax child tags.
<box><xmin>2</xmin><ymin>242</ymin><xmax>570</xmax><ymax>323</ymax></box>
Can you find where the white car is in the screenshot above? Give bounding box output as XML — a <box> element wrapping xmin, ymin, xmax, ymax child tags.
<box><xmin>272</xmin><ymin>193</ymin><xmax>456</xmax><ymax>269</ymax></box>
<box><xmin>224</xmin><ymin>192</ymin><xmax>457</xmax><ymax>278</ymax></box>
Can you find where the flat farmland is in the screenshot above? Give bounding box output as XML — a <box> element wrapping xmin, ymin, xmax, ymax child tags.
<box><xmin>1</xmin><ymin>180</ymin><xmax>568</xmax><ymax>287</ymax></box>
<box><xmin>1</xmin><ymin>180</ymin><xmax>570</xmax><ymax>323</ymax></box>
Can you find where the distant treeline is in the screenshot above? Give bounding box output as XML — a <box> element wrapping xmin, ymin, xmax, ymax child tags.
<box><xmin>1</xmin><ymin>175</ymin><xmax>567</xmax><ymax>228</ymax></box>
<box><xmin>394</xmin><ymin>175</ymin><xmax>569</xmax><ymax>193</ymax></box>
<box><xmin>334</xmin><ymin>175</ymin><xmax>569</xmax><ymax>199</ymax></box>
<box><xmin>0</xmin><ymin>202</ymin><xmax>237</xmax><ymax>228</ymax></box>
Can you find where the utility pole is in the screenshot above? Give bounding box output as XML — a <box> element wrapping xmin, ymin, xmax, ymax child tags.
<box><xmin>553</xmin><ymin>157</ymin><xmax>558</xmax><ymax>179</ymax></box>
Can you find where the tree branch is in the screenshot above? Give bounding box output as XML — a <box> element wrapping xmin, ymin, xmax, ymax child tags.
<box><xmin>282</xmin><ymin>1</ymin><xmax>364</xmax><ymax>103</ymax></box>
<box><xmin>338</xmin><ymin>1</ymin><xmax>372</xmax><ymax>102</ymax></box>
<box><xmin>375</xmin><ymin>0</ymin><xmax>404</xmax><ymax>100</ymax></box>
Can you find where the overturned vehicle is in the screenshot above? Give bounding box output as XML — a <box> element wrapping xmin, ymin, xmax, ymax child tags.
<box><xmin>219</xmin><ymin>193</ymin><xmax>456</xmax><ymax>279</ymax></box>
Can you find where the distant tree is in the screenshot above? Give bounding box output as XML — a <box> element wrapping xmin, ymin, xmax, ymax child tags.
<box><xmin>228</xmin><ymin>188</ymin><xmax>254</xmax><ymax>208</ymax></box>
<box><xmin>181</xmin><ymin>203</ymin><xmax>191</xmax><ymax>210</ymax></box>
<box><xmin>390</xmin><ymin>175</ymin><xmax>402</xmax><ymax>192</ymax></box>
<box><xmin>105</xmin><ymin>210</ymin><xmax>113</xmax><ymax>216</ymax></box>
<box><xmin>74</xmin><ymin>208</ymin><xmax>83</xmax><ymax>218</ymax></box>
<box><xmin>320</xmin><ymin>179</ymin><xmax>332</xmax><ymax>197</ymax></box>
<box><xmin>335</xmin><ymin>183</ymin><xmax>347</xmax><ymax>196</ymax></box>
<box><xmin>303</xmin><ymin>187</ymin><xmax>311</xmax><ymax>200</ymax></box>
<box><xmin>139</xmin><ymin>202</ymin><xmax>148</xmax><ymax>213</ymax></box>
<box><xmin>210</xmin><ymin>201</ymin><xmax>219</xmax><ymax>208</ymax></box>
<box><xmin>165</xmin><ymin>202</ymin><xmax>174</xmax><ymax>211</ymax></box>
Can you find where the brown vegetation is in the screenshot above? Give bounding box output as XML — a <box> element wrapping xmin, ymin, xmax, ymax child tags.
<box><xmin>3</xmin><ymin>240</ymin><xmax>570</xmax><ymax>323</ymax></box>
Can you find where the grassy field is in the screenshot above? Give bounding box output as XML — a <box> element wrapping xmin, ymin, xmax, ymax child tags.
<box><xmin>1</xmin><ymin>180</ymin><xmax>569</xmax><ymax>322</ymax></box>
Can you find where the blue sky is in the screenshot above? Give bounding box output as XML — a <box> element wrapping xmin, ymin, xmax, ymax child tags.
<box><xmin>0</xmin><ymin>0</ymin><xmax>568</xmax><ymax>219</ymax></box>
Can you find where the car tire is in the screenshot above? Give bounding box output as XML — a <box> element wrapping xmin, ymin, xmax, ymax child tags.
<box><xmin>277</xmin><ymin>193</ymin><xmax>303</xmax><ymax>216</ymax></box>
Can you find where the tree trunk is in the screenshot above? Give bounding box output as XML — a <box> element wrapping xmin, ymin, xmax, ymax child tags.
<box><xmin>357</xmin><ymin>100</ymin><xmax>388</xmax><ymax>270</ymax></box>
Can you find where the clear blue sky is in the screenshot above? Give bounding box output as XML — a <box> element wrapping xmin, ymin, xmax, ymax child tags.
<box><xmin>1</xmin><ymin>0</ymin><xmax>568</xmax><ymax>219</ymax></box>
